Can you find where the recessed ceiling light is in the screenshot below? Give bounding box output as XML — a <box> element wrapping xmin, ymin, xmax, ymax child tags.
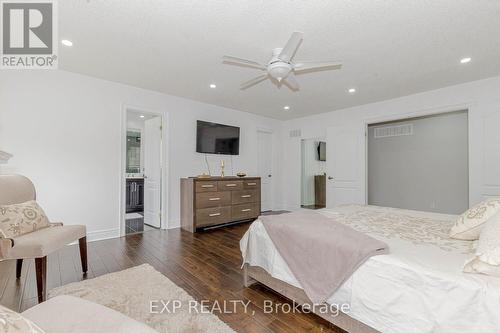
<box><xmin>460</xmin><ymin>57</ymin><xmax>471</xmax><ymax>64</ymax></box>
<box><xmin>348</xmin><ymin>88</ymin><xmax>356</xmax><ymax>93</ymax></box>
<box><xmin>209</xmin><ymin>84</ymin><xmax>217</xmax><ymax>89</ymax></box>
<box><xmin>140</xmin><ymin>115</ymin><xmax>145</xmax><ymax>118</ymax></box>
<box><xmin>283</xmin><ymin>106</ymin><xmax>290</xmax><ymax>110</ymax></box>
<box><xmin>61</xmin><ymin>39</ymin><xmax>73</xmax><ymax>47</ymax></box>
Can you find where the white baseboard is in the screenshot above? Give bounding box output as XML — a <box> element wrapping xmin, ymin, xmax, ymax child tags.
<box><xmin>86</xmin><ymin>228</ymin><xmax>120</xmax><ymax>242</ymax></box>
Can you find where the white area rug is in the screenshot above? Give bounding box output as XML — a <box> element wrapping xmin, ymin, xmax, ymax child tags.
<box><xmin>49</xmin><ymin>264</ymin><xmax>235</xmax><ymax>333</ymax></box>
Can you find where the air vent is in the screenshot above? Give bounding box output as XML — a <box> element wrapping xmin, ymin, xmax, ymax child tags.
<box><xmin>289</xmin><ymin>129</ymin><xmax>302</xmax><ymax>138</ymax></box>
<box><xmin>374</xmin><ymin>124</ymin><xmax>413</xmax><ymax>138</ymax></box>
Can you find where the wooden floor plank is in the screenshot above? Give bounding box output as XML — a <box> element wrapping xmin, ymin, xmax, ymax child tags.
<box><xmin>0</xmin><ymin>223</ymin><xmax>345</xmax><ymax>332</ymax></box>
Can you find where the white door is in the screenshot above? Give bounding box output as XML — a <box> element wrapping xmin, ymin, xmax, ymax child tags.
<box><xmin>326</xmin><ymin>125</ymin><xmax>364</xmax><ymax>207</ymax></box>
<box><xmin>144</xmin><ymin>116</ymin><xmax>162</xmax><ymax>228</ymax></box>
<box><xmin>257</xmin><ymin>131</ymin><xmax>273</xmax><ymax>211</ymax></box>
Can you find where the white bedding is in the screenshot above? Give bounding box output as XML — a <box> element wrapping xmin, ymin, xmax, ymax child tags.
<box><xmin>240</xmin><ymin>205</ymin><xmax>500</xmax><ymax>333</ymax></box>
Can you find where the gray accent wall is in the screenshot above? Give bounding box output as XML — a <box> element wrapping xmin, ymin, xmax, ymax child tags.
<box><xmin>368</xmin><ymin>111</ymin><xmax>468</xmax><ymax>214</ymax></box>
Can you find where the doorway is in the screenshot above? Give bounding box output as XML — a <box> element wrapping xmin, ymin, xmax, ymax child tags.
<box><xmin>301</xmin><ymin>138</ymin><xmax>326</xmax><ymax>209</ymax></box>
<box><xmin>367</xmin><ymin>110</ymin><xmax>469</xmax><ymax>214</ymax></box>
<box><xmin>257</xmin><ymin>130</ymin><xmax>273</xmax><ymax>212</ymax></box>
<box><xmin>123</xmin><ymin>109</ymin><xmax>163</xmax><ymax>234</ymax></box>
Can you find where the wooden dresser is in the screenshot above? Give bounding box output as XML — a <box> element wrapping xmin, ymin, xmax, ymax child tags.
<box><xmin>181</xmin><ymin>177</ymin><xmax>261</xmax><ymax>232</ymax></box>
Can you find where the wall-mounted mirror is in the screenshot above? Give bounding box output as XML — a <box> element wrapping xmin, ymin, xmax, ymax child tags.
<box><xmin>126</xmin><ymin>130</ymin><xmax>141</xmax><ymax>173</ymax></box>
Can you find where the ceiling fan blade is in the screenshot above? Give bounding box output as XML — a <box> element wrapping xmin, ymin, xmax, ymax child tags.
<box><xmin>278</xmin><ymin>32</ymin><xmax>304</xmax><ymax>62</ymax></box>
<box><xmin>294</xmin><ymin>61</ymin><xmax>343</xmax><ymax>73</ymax></box>
<box><xmin>240</xmin><ymin>74</ymin><xmax>268</xmax><ymax>90</ymax></box>
<box><xmin>222</xmin><ymin>55</ymin><xmax>266</xmax><ymax>70</ymax></box>
<box><xmin>283</xmin><ymin>73</ymin><xmax>300</xmax><ymax>91</ymax></box>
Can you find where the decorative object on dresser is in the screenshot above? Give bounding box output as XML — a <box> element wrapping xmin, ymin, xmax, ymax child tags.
<box><xmin>181</xmin><ymin>177</ymin><xmax>261</xmax><ymax>232</ymax></box>
<box><xmin>0</xmin><ymin>150</ymin><xmax>13</xmax><ymax>164</ymax></box>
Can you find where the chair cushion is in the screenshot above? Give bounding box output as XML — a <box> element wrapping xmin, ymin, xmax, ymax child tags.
<box><xmin>0</xmin><ymin>201</ymin><xmax>50</xmax><ymax>239</ymax></box>
<box><xmin>23</xmin><ymin>295</ymin><xmax>157</xmax><ymax>333</ymax></box>
<box><xmin>0</xmin><ymin>303</ymin><xmax>46</xmax><ymax>333</ymax></box>
<box><xmin>8</xmin><ymin>225</ymin><xmax>86</xmax><ymax>259</ymax></box>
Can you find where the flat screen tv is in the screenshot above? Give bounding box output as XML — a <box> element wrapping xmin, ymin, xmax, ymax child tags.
<box><xmin>317</xmin><ymin>141</ymin><xmax>326</xmax><ymax>161</ymax></box>
<box><xmin>196</xmin><ymin>120</ymin><xmax>240</xmax><ymax>155</ymax></box>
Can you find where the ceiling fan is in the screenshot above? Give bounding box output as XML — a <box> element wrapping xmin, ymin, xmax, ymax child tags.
<box><xmin>222</xmin><ymin>32</ymin><xmax>342</xmax><ymax>91</ymax></box>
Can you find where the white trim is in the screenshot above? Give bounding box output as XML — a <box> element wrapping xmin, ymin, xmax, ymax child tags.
<box><xmin>86</xmin><ymin>228</ymin><xmax>120</xmax><ymax>242</ymax></box>
<box><xmin>120</xmin><ymin>104</ymin><xmax>170</xmax><ymax>237</ymax></box>
<box><xmin>363</xmin><ymin>102</ymin><xmax>472</xmax><ymax>206</ymax></box>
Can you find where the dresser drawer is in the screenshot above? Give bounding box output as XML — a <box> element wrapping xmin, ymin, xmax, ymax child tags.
<box><xmin>196</xmin><ymin>206</ymin><xmax>231</xmax><ymax>227</ymax></box>
<box><xmin>196</xmin><ymin>191</ymin><xmax>231</xmax><ymax>208</ymax></box>
<box><xmin>243</xmin><ymin>180</ymin><xmax>260</xmax><ymax>189</ymax></box>
<box><xmin>231</xmin><ymin>203</ymin><xmax>260</xmax><ymax>221</ymax></box>
<box><xmin>217</xmin><ymin>180</ymin><xmax>243</xmax><ymax>191</ymax></box>
<box><xmin>195</xmin><ymin>181</ymin><xmax>217</xmax><ymax>192</ymax></box>
<box><xmin>232</xmin><ymin>190</ymin><xmax>259</xmax><ymax>205</ymax></box>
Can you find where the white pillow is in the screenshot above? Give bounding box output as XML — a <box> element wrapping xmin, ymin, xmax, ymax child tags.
<box><xmin>449</xmin><ymin>198</ymin><xmax>500</xmax><ymax>240</ymax></box>
<box><xmin>0</xmin><ymin>303</ymin><xmax>46</xmax><ymax>333</ymax></box>
<box><xmin>463</xmin><ymin>211</ymin><xmax>500</xmax><ymax>277</ymax></box>
<box><xmin>463</xmin><ymin>258</ymin><xmax>500</xmax><ymax>277</ymax></box>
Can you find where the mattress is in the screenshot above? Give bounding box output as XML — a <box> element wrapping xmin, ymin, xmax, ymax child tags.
<box><xmin>240</xmin><ymin>205</ymin><xmax>500</xmax><ymax>333</ymax></box>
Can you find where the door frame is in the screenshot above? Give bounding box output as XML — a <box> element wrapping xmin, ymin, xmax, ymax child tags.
<box><xmin>120</xmin><ymin>104</ymin><xmax>170</xmax><ymax>236</ymax></box>
<box><xmin>300</xmin><ymin>136</ymin><xmax>326</xmax><ymax>207</ymax></box>
<box><xmin>363</xmin><ymin>102</ymin><xmax>472</xmax><ymax>206</ymax></box>
<box><xmin>257</xmin><ymin>127</ymin><xmax>274</xmax><ymax>211</ymax></box>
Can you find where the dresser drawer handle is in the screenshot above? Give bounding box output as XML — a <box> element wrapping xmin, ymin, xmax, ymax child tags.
<box><xmin>208</xmin><ymin>197</ymin><xmax>220</xmax><ymax>201</ymax></box>
<box><xmin>201</xmin><ymin>184</ymin><xmax>214</xmax><ymax>188</ymax></box>
<box><xmin>241</xmin><ymin>195</ymin><xmax>251</xmax><ymax>198</ymax></box>
<box><xmin>226</xmin><ymin>184</ymin><xmax>237</xmax><ymax>187</ymax></box>
<box><xmin>247</xmin><ymin>183</ymin><xmax>257</xmax><ymax>186</ymax></box>
<box><xmin>241</xmin><ymin>209</ymin><xmax>251</xmax><ymax>212</ymax></box>
<box><xmin>209</xmin><ymin>213</ymin><xmax>221</xmax><ymax>217</ymax></box>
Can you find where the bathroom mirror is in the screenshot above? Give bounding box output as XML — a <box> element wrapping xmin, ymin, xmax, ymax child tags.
<box><xmin>126</xmin><ymin>130</ymin><xmax>141</xmax><ymax>173</ymax></box>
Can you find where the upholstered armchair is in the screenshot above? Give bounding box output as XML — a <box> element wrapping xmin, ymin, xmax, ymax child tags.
<box><xmin>0</xmin><ymin>174</ymin><xmax>87</xmax><ymax>303</ymax></box>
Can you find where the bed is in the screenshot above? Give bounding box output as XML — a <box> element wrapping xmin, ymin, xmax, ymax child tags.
<box><xmin>240</xmin><ymin>205</ymin><xmax>500</xmax><ymax>333</ymax></box>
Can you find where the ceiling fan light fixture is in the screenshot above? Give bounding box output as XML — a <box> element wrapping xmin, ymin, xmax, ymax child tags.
<box><xmin>222</xmin><ymin>32</ymin><xmax>343</xmax><ymax>91</ymax></box>
<box><xmin>268</xmin><ymin>62</ymin><xmax>292</xmax><ymax>82</ymax></box>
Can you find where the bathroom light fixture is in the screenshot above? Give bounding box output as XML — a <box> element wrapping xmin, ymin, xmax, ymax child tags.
<box><xmin>460</xmin><ymin>57</ymin><xmax>471</xmax><ymax>64</ymax></box>
<box><xmin>283</xmin><ymin>106</ymin><xmax>290</xmax><ymax>110</ymax></box>
<box><xmin>61</xmin><ymin>39</ymin><xmax>73</xmax><ymax>47</ymax></box>
<box><xmin>348</xmin><ymin>88</ymin><xmax>356</xmax><ymax>93</ymax></box>
<box><xmin>209</xmin><ymin>84</ymin><xmax>217</xmax><ymax>89</ymax></box>
<box><xmin>140</xmin><ymin>115</ymin><xmax>145</xmax><ymax>118</ymax></box>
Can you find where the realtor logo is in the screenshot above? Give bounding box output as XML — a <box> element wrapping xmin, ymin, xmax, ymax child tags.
<box><xmin>1</xmin><ymin>0</ymin><xmax>58</xmax><ymax>69</ymax></box>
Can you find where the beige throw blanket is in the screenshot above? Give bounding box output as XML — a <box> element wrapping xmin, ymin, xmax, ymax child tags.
<box><xmin>260</xmin><ymin>210</ymin><xmax>388</xmax><ymax>303</ymax></box>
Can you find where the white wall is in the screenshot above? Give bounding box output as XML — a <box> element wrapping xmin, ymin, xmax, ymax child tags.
<box><xmin>282</xmin><ymin>76</ymin><xmax>500</xmax><ymax>212</ymax></box>
<box><xmin>0</xmin><ymin>70</ymin><xmax>283</xmax><ymax>241</ymax></box>
<box><xmin>367</xmin><ymin>111</ymin><xmax>469</xmax><ymax>214</ymax></box>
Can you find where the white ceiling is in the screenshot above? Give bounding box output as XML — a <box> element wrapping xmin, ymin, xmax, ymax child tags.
<box><xmin>127</xmin><ymin>110</ymin><xmax>157</xmax><ymax>124</ymax></box>
<box><xmin>59</xmin><ymin>0</ymin><xmax>500</xmax><ymax>120</ymax></box>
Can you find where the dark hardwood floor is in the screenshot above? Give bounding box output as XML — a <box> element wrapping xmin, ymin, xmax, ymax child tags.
<box><xmin>0</xmin><ymin>221</ymin><xmax>345</xmax><ymax>333</ymax></box>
